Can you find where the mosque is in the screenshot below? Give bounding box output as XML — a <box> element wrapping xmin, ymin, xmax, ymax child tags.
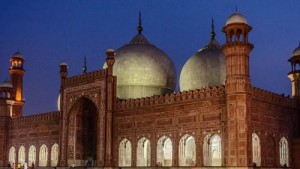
<box><xmin>0</xmin><ymin>10</ymin><xmax>300</xmax><ymax>168</ymax></box>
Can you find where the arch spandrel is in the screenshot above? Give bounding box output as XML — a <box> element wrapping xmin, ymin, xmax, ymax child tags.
<box><xmin>66</xmin><ymin>91</ymin><xmax>100</xmax><ymax>114</ymax></box>
<box><xmin>66</xmin><ymin>96</ymin><xmax>98</xmax><ymax>118</ymax></box>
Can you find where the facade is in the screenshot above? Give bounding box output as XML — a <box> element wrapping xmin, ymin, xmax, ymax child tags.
<box><xmin>0</xmin><ymin>11</ymin><xmax>300</xmax><ymax>169</ymax></box>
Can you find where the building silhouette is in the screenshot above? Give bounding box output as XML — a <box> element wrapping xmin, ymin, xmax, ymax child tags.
<box><xmin>0</xmin><ymin>11</ymin><xmax>300</xmax><ymax>168</ymax></box>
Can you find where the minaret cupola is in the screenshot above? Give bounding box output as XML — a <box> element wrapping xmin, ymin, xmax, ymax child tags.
<box><xmin>222</xmin><ymin>10</ymin><xmax>254</xmax><ymax>92</ymax></box>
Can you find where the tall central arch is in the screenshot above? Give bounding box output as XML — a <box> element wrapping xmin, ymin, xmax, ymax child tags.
<box><xmin>67</xmin><ymin>97</ymin><xmax>98</xmax><ymax>166</ymax></box>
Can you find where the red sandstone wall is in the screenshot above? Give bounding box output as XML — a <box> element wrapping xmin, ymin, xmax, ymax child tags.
<box><xmin>250</xmin><ymin>87</ymin><xmax>299</xmax><ymax>167</ymax></box>
<box><xmin>0</xmin><ymin>117</ymin><xmax>10</xmax><ymax>166</ymax></box>
<box><xmin>7</xmin><ymin>111</ymin><xmax>60</xmax><ymax>166</ymax></box>
<box><xmin>113</xmin><ymin>86</ymin><xmax>226</xmax><ymax>167</ymax></box>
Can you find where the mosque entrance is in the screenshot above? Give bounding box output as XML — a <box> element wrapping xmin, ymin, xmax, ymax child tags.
<box><xmin>67</xmin><ymin>97</ymin><xmax>98</xmax><ymax>166</ymax></box>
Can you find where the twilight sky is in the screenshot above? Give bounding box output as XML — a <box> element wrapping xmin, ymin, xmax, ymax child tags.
<box><xmin>0</xmin><ymin>0</ymin><xmax>299</xmax><ymax>115</ymax></box>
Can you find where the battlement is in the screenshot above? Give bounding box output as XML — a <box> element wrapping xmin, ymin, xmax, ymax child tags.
<box><xmin>62</xmin><ymin>69</ymin><xmax>107</xmax><ymax>86</ymax></box>
<box><xmin>251</xmin><ymin>86</ymin><xmax>295</xmax><ymax>107</ymax></box>
<box><xmin>11</xmin><ymin>111</ymin><xmax>60</xmax><ymax>125</ymax></box>
<box><xmin>116</xmin><ymin>85</ymin><xmax>226</xmax><ymax>110</ymax></box>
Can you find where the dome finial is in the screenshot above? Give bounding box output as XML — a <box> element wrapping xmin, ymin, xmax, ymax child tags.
<box><xmin>137</xmin><ymin>11</ymin><xmax>143</xmax><ymax>34</ymax></box>
<box><xmin>210</xmin><ymin>18</ymin><xmax>216</xmax><ymax>40</ymax></box>
<box><xmin>235</xmin><ymin>5</ymin><xmax>238</xmax><ymax>12</ymax></box>
<box><xmin>82</xmin><ymin>56</ymin><xmax>87</xmax><ymax>73</ymax></box>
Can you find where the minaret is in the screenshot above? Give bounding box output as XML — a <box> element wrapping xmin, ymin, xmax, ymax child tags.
<box><xmin>9</xmin><ymin>51</ymin><xmax>25</xmax><ymax>117</ymax></box>
<box><xmin>222</xmin><ymin>11</ymin><xmax>253</xmax><ymax>166</ymax></box>
<box><xmin>288</xmin><ymin>43</ymin><xmax>300</xmax><ymax>99</ymax></box>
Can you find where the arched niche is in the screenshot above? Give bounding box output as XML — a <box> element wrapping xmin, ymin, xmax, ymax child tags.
<box><xmin>157</xmin><ymin>136</ymin><xmax>172</xmax><ymax>166</ymax></box>
<box><xmin>178</xmin><ymin>134</ymin><xmax>196</xmax><ymax>166</ymax></box>
<box><xmin>118</xmin><ymin>138</ymin><xmax>132</xmax><ymax>167</ymax></box>
<box><xmin>67</xmin><ymin>97</ymin><xmax>98</xmax><ymax>166</ymax></box>
<box><xmin>136</xmin><ymin>137</ymin><xmax>151</xmax><ymax>166</ymax></box>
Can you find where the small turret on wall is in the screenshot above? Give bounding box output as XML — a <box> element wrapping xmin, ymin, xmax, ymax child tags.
<box><xmin>0</xmin><ymin>80</ymin><xmax>15</xmax><ymax>117</ymax></box>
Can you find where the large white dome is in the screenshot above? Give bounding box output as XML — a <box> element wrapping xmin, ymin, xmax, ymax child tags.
<box><xmin>104</xmin><ymin>32</ymin><xmax>176</xmax><ymax>99</ymax></box>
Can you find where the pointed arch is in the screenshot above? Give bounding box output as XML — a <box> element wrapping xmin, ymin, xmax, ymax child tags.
<box><xmin>211</xmin><ymin>134</ymin><xmax>221</xmax><ymax>166</ymax></box>
<box><xmin>136</xmin><ymin>137</ymin><xmax>151</xmax><ymax>166</ymax></box>
<box><xmin>9</xmin><ymin>146</ymin><xmax>16</xmax><ymax>164</ymax></box>
<box><xmin>39</xmin><ymin>144</ymin><xmax>48</xmax><ymax>166</ymax></box>
<box><xmin>252</xmin><ymin>133</ymin><xmax>261</xmax><ymax>166</ymax></box>
<box><xmin>18</xmin><ymin>146</ymin><xmax>26</xmax><ymax>165</ymax></box>
<box><xmin>203</xmin><ymin>134</ymin><xmax>222</xmax><ymax>166</ymax></box>
<box><xmin>279</xmin><ymin>137</ymin><xmax>289</xmax><ymax>167</ymax></box>
<box><xmin>51</xmin><ymin>144</ymin><xmax>59</xmax><ymax>166</ymax></box>
<box><xmin>28</xmin><ymin>145</ymin><xmax>36</xmax><ymax>167</ymax></box>
<box><xmin>118</xmin><ymin>138</ymin><xmax>132</xmax><ymax>166</ymax></box>
<box><xmin>157</xmin><ymin>136</ymin><xmax>172</xmax><ymax>166</ymax></box>
<box><xmin>178</xmin><ymin>134</ymin><xmax>196</xmax><ymax>166</ymax></box>
<box><xmin>67</xmin><ymin>97</ymin><xmax>98</xmax><ymax>166</ymax></box>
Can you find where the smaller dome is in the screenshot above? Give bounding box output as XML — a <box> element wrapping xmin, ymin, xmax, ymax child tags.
<box><xmin>292</xmin><ymin>45</ymin><xmax>300</xmax><ymax>57</ymax></box>
<box><xmin>60</xmin><ymin>62</ymin><xmax>68</xmax><ymax>66</ymax></box>
<box><xmin>0</xmin><ymin>80</ymin><xmax>13</xmax><ymax>88</ymax></box>
<box><xmin>226</xmin><ymin>12</ymin><xmax>248</xmax><ymax>25</ymax></box>
<box><xmin>106</xmin><ymin>48</ymin><xmax>115</xmax><ymax>53</ymax></box>
<box><xmin>180</xmin><ymin>39</ymin><xmax>225</xmax><ymax>91</ymax></box>
<box><xmin>12</xmin><ymin>51</ymin><xmax>23</xmax><ymax>59</ymax></box>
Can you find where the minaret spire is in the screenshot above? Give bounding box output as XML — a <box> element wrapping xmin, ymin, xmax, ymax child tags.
<box><xmin>82</xmin><ymin>56</ymin><xmax>87</xmax><ymax>73</ymax></box>
<box><xmin>137</xmin><ymin>11</ymin><xmax>143</xmax><ymax>34</ymax></box>
<box><xmin>210</xmin><ymin>18</ymin><xmax>216</xmax><ymax>40</ymax></box>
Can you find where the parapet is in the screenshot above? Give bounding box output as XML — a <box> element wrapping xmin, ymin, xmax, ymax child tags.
<box><xmin>11</xmin><ymin>111</ymin><xmax>60</xmax><ymax>125</ymax></box>
<box><xmin>116</xmin><ymin>85</ymin><xmax>225</xmax><ymax>110</ymax></box>
<box><xmin>251</xmin><ymin>87</ymin><xmax>295</xmax><ymax>107</ymax></box>
<box><xmin>62</xmin><ymin>69</ymin><xmax>107</xmax><ymax>86</ymax></box>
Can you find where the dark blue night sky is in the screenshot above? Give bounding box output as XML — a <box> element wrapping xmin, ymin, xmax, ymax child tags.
<box><xmin>0</xmin><ymin>0</ymin><xmax>299</xmax><ymax>115</ymax></box>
